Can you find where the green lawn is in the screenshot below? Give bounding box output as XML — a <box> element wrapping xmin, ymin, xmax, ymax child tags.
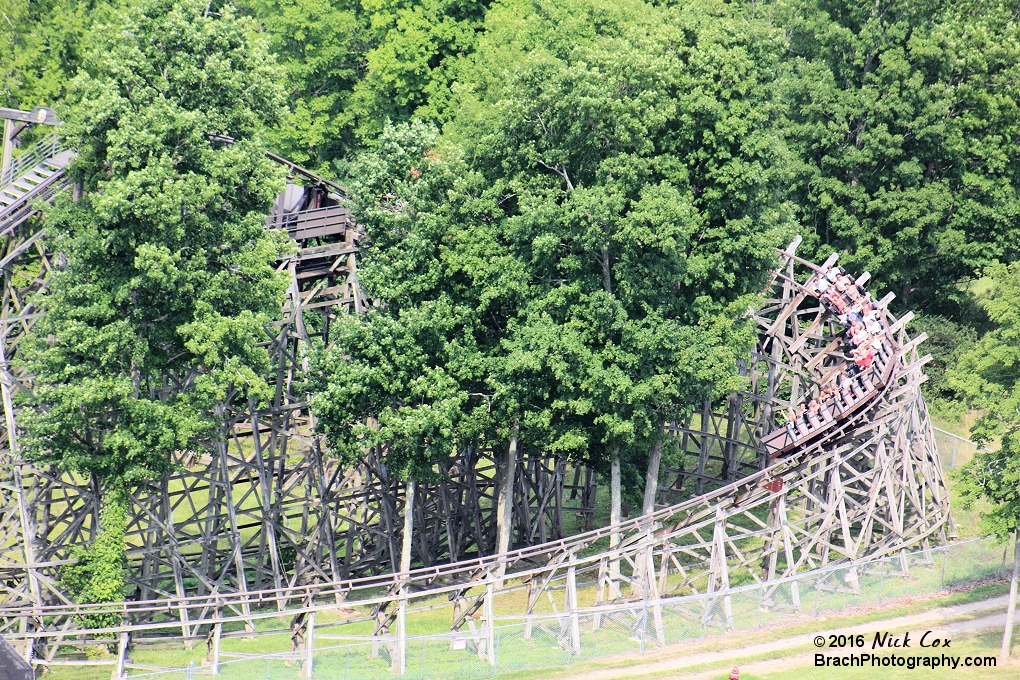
<box><xmin>31</xmin><ymin>406</ymin><xmax>1009</xmax><ymax>679</ymax></box>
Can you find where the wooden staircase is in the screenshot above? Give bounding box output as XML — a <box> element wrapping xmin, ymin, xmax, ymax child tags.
<box><xmin>0</xmin><ymin>142</ymin><xmax>74</xmax><ymax>233</ymax></box>
<box><xmin>0</xmin><ymin>153</ymin><xmax>72</xmax><ymax>207</ymax></box>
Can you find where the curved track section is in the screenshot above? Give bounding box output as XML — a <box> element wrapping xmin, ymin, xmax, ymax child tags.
<box><xmin>0</xmin><ymin>234</ymin><xmax>946</xmax><ymax>668</ymax></box>
<box><xmin>0</xmin><ymin>128</ymin><xmax>949</xmax><ymax>669</ymax></box>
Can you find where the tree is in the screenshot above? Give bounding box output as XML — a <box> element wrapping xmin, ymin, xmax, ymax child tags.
<box><xmin>243</xmin><ymin>0</ymin><xmax>495</xmax><ymax>169</ymax></box>
<box><xmin>241</xmin><ymin>0</ymin><xmax>370</xmax><ymax>168</ymax></box>
<box><xmin>1</xmin><ymin>0</ymin><xmax>113</xmax><ymax>111</ymax></box>
<box><xmin>19</xmin><ymin>0</ymin><xmax>290</xmax><ymax>606</ymax></box>
<box><xmin>908</xmin><ymin>313</ymin><xmax>977</xmax><ymax>415</ymax></box>
<box><xmin>310</xmin><ymin>120</ymin><xmax>523</xmax><ymax>570</ymax></box>
<box><xmin>450</xmin><ymin>0</ymin><xmax>792</xmax><ymax>528</ymax></box>
<box><xmin>349</xmin><ymin>0</ymin><xmax>493</xmax><ymax>139</ymax></box>
<box><xmin>951</xmin><ymin>261</ymin><xmax>1020</xmax><ymax>661</ymax></box>
<box><xmin>774</xmin><ymin>0</ymin><xmax>1020</xmax><ymax>317</ymax></box>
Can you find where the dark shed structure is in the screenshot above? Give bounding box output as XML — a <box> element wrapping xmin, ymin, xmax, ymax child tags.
<box><xmin>0</xmin><ymin>637</ymin><xmax>33</xmax><ymax>680</ymax></box>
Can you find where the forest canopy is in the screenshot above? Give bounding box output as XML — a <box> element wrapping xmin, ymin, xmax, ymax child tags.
<box><xmin>6</xmin><ymin>0</ymin><xmax>1017</xmax><ymax>321</ymax></box>
<box><xmin>4</xmin><ymin>0</ymin><xmax>1020</xmax><ymax>521</ymax></box>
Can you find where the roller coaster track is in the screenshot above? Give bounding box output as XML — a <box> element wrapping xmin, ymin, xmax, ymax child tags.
<box><xmin>0</xmin><ymin>133</ymin><xmax>949</xmax><ymax>673</ymax></box>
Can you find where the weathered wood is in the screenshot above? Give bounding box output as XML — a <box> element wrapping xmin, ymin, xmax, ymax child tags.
<box><xmin>609</xmin><ymin>451</ymin><xmax>622</xmax><ymax>598</ymax></box>
<box><xmin>0</xmin><ymin>139</ymin><xmax>950</xmax><ymax>671</ymax></box>
<box><xmin>495</xmin><ymin>427</ymin><xmax>518</xmax><ymax>587</ymax></box>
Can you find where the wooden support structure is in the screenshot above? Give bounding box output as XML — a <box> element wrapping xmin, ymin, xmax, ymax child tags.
<box><xmin>0</xmin><ymin>124</ymin><xmax>950</xmax><ymax>671</ymax></box>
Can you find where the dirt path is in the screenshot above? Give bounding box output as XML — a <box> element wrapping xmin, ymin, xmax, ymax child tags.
<box><xmin>557</xmin><ymin>595</ymin><xmax>1017</xmax><ymax>680</ymax></box>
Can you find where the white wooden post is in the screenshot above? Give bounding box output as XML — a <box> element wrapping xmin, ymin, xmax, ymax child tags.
<box><xmin>609</xmin><ymin>451</ymin><xmax>622</xmax><ymax>599</ymax></box>
<box><xmin>305</xmin><ymin>610</ymin><xmax>315</xmax><ymax>679</ymax></box>
<box><xmin>593</xmin><ymin>557</ymin><xmax>607</xmax><ymax>631</ymax></box>
<box><xmin>566</xmin><ymin>553</ymin><xmax>580</xmax><ymax>653</ymax></box>
<box><xmin>484</xmin><ymin>580</ymin><xmax>496</xmax><ymax>666</ymax></box>
<box><xmin>523</xmin><ymin>579</ymin><xmax>534</xmax><ymax>640</ymax></box>
<box><xmin>395</xmin><ymin>594</ymin><xmax>407</xmax><ymax>675</ymax></box>
<box><xmin>114</xmin><ymin>630</ymin><xmax>128</xmax><ymax>680</ymax></box>
<box><xmin>1</xmin><ymin>119</ymin><xmax>13</xmax><ymax>182</ymax></box>
<box><xmin>645</xmin><ymin>531</ymin><xmax>665</xmax><ymax>645</ymax></box>
<box><xmin>1000</xmin><ymin>532</ymin><xmax>1020</xmax><ymax>663</ymax></box>
<box><xmin>709</xmin><ymin>508</ymin><xmax>734</xmax><ymax>632</ymax></box>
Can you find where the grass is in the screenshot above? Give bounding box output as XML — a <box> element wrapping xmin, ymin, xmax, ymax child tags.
<box><xmin>37</xmin><ymin>540</ymin><xmax>1014</xmax><ymax>679</ymax></box>
<box><xmin>32</xmin><ymin>401</ymin><xmax>1007</xmax><ymax>679</ymax></box>
<box><xmin>480</xmin><ymin>581</ymin><xmax>1017</xmax><ymax>680</ymax></box>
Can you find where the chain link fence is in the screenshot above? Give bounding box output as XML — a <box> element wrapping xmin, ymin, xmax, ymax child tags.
<box><xmin>120</xmin><ymin>536</ymin><xmax>1012</xmax><ymax>679</ymax></box>
<box><xmin>933</xmin><ymin>426</ymin><xmax>988</xmax><ymax>470</ymax></box>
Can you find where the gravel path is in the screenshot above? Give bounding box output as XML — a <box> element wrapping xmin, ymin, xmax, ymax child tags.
<box><xmin>556</xmin><ymin>594</ymin><xmax>1017</xmax><ymax>680</ymax></box>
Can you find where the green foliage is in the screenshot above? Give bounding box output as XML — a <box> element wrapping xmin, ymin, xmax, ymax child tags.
<box><xmin>244</xmin><ymin>0</ymin><xmax>493</xmax><ymax>168</ymax></box>
<box><xmin>19</xmin><ymin>0</ymin><xmax>291</xmax><ymax>485</ymax></box>
<box><xmin>909</xmin><ymin>313</ymin><xmax>976</xmax><ymax>415</ymax></box>
<box><xmin>315</xmin><ymin>0</ymin><xmax>794</xmax><ymax>491</ymax></box>
<box><xmin>311</xmin><ymin>120</ymin><xmax>507</xmax><ymax>479</ymax></box>
<box><xmin>312</xmin><ymin>0</ymin><xmax>798</xmax><ymax>496</ymax></box>
<box><xmin>59</xmin><ymin>487</ymin><xmax>127</xmax><ymax>629</ymax></box>
<box><xmin>6</xmin><ymin>0</ymin><xmax>1020</xmax><ymax>337</ymax></box>
<box><xmin>774</xmin><ymin>0</ymin><xmax>1020</xmax><ymax>315</ymax></box>
<box><xmin>450</xmin><ymin>0</ymin><xmax>792</xmax><ymax>474</ymax></box>
<box><xmin>952</xmin><ymin>261</ymin><xmax>1020</xmax><ymax>541</ymax></box>
<box><xmin>242</xmin><ymin>0</ymin><xmax>369</xmax><ymax>167</ymax></box>
<box><xmin>353</xmin><ymin>0</ymin><xmax>490</xmax><ymax>127</ymax></box>
<box><xmin>312</xmin><ymin>306</ymin><xmax>472</xmax><ymax>479</ymax></box>
<box><xmin>1</xmin><ymin>0</ymin><xmax>115</xmax><ymax>110</ymax></box>
<box><xmin>949</xmin><ymin>262</ymin><xmax>1020</xmax><ymax>433</ymax></box>
<box><xmin>5</xmin><ymin>0</ymin><xmax>1020</xmax><ymax>532</ymax></box>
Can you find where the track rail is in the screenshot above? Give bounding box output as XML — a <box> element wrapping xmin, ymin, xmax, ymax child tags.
<box><xmin>0</xmin><ymin>238</ymin><xmax>950</xmax><ymax>674</ymax></box>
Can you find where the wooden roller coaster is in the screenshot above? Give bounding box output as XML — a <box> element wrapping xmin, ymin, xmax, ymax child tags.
<box><xmin>0</xmin><ymin>108</ymin><xmax>951</xmax><ymax>674</ymax></box>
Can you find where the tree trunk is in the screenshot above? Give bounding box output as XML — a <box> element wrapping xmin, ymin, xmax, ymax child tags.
<box><xmin>400</xmin><ymin>477</ymin><xmax>415</xmax><ymax>575</ymax></box>
<box><xmin>1001</xmin><ymin>531</ymin><xmax>1020</xmax><ymax>662</ymax></box>
<box><xmin>609</xmin><ymin>449</ymin><xmax>622</xmax><ymax>597</ymax></box>
<box><xmin>495</xmin><ymin>424</ymin><xmax>519</xmax><ymax>588</ymax></box>
<box><xmin>642</xmin><ymin>436</ymin><xmax>663</xmax><ymax>517</ymax></box>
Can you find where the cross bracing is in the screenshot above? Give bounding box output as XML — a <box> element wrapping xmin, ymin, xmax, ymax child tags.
<box><xmin>0</xmin><ymin>111</ymin><xmax>950</xmax><ymax>673</ymax></box>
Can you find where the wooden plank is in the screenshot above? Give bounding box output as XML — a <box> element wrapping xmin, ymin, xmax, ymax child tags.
<box><xmin>805</xmin><ymin>336</ymin><xmax>843</xmax><ymax>371</ymax></box>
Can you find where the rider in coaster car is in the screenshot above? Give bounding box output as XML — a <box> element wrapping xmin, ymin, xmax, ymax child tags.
<box><xmin>837</xmin><ymin>274</ymin><xmax>862</xmax><ymax>302</ymax></box>
<box><xmin>853</xmin><ymin>346</ymin><xmax>875</xmax><ymax>371</ymax></box>
<box><xmin>839</xmin><ymin>374</ymin><xmax>855</xmax><ymax>405</ymax></box>
<box><xmin>807</xmin><ymin>399</ymin><xmax>822</xmax><ymax>426</ymax></box>
<box><xmin>811</xmin><ymin>274</ymin><xmax>831</xmax><ymax>296</ymax></box>
<box><xmin>864</xmin><ymin>313</ymin><xmax>883</xmax><ymax>336</ymax></box>
<box><xmin>850</xmin><ymin>323</ymin><xmax>870</xmax><ymax>347</ymax></box>
<box><xmin>818</xmin><ymin>388</ymin><xmax>835</xmax><ymax>420</ymax></box>
<box><xmin>822</xmin><ymin>290</ymin><xmax>848</xmax><ymax>314</ymax></box>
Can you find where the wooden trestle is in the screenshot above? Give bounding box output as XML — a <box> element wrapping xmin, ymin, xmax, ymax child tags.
<box><xmin>0</xmin><ymin>119</ymin><xmax>949</xmax><ymax>673</ymax></box>
<box><xmin>0</xmin><ymin>132</ymin><xmax>598</xmax><ymax>667</ymax></box>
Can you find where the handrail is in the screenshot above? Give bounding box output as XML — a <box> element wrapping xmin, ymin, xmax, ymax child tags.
<box><xmin>264</xmin><ymin>151</ymin><xmax>349</xmax><ymax>197</ymax></box>
<box><xmin>932</xmin><ymin>426</ymin><xmax>986</xmax><ymax>448</ymax></box>
<box><xmin>1</xmin><ymin>132</ymin><xmax>62</xmax><ymax>186</ymax></box>
<box><xmin>0</xmin><ymin>165</ymin><xmax>69</xmax><ymax>232</ymax></box>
